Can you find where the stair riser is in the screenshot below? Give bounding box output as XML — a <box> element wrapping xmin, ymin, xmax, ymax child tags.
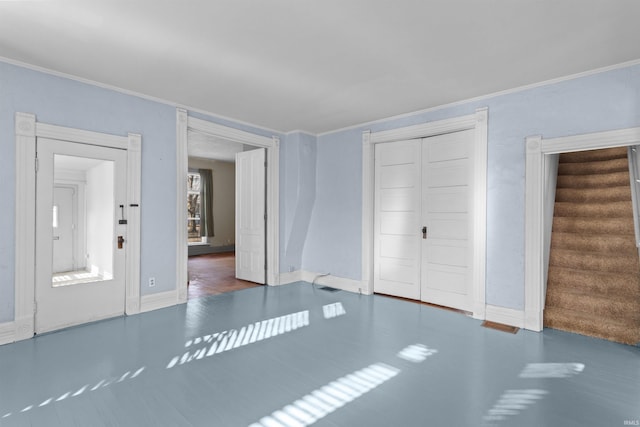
<box><xmin>544</xmin><ymin>310</ymin><xmax>640</xmax><ymax>345</ymax></box>
<box><xmin>559</xmin><ymin>146</ymin><xmax>628</xmax><ymax>163</ymax></box>
<box><xmin>555</xmin><ymin>187</ymin><xmax>631</xmax><ymax>203</ymax></box>
<box><xmin>552</xmin><ymin>217</ymin><xmax>635</xmax><ymax>235</ymax></box>
<box><xmin>557</xmin><ymin>171</ymin><xmax>630</xmax><ymax>188</ymax></box>
<box><xmin>547</xmin><ymin>269</ymin><xmax>640</xmax><ymax>298</ymax></box>
<box><xmin>546</xmin><ymin>291</ymin><xmax>640</xmax><ymax>321</ymax></box>
<box><xmin>553</xmin><ymin>201</ymin><xmax>633</xmax><ymax>218</ymax></box>
<box><xmin>551</xmin><ymin>233</ymin><xmax>637</xmax><ymax>253</ymax></box>
<box><xmin>558</xmin><ymin>157</ymin><xmax>629</xmax><ymax>175</ymax></box>
<box><xmin>549</xmin><ymin>251</ymin><xmax>640</xmax><ymax>274</ymax></box>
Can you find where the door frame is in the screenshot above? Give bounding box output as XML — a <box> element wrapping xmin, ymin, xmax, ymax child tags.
<box><xmin>175</xmin><ymin>109</ymin><xmax>280</xmax><ymax>303</ymax></box>
<box><xmin>362</xmin><ymin>108</ymin><xmax>488</xmax><ymax>319</ymax></box>
<box><xmin>524</xmin><ymin>126</ymin><xmax>640</xmax><ymax>332</ymax></box>
<box><xmin>14</xmin><ymin>112</ymin><xmax>142</xmax><ymax>341</ymax></box>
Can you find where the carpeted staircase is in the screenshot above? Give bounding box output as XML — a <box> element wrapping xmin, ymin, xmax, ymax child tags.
<box><xmin>544</xmin><ymin>146</ymin><xmax>640</xmax><ymax>345</ymax></box>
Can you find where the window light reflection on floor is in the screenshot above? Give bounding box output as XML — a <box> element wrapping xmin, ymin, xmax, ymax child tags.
<box><xmin>322</xmin><ymin>302</ymin><xmax>346</xmax><ymax>319</ymax></box>
<box><xmin>519</xmin><ymin>362</ymin><xmax>585</xmax><ymax>378</ymax></box>
<box><xmin>1</xmin><ymin>366</ymin><xmax>145</xmax><ymax>420</ymax></box>
<box><xmin>167</xmin><ymin>310</ymin><xmax>310</xmax><ymax>369</ymax></box>
<box><xmin>249</xmin><ymin>363</ymin><xmax>401</xmax><ymax>427</ymax></box>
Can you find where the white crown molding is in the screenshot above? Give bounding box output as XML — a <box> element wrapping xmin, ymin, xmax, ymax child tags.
<box><xmin>0</xmin><ymin>56</ymin><xmax>284</xmax><ymax>136</ymax></box>
<box><xmin>318</xmin><ymin>58</ymin><xmax>640</xmax><ymax>137</ymax></box>
<box><xmin>4</xmin><ymin>55</ymin><xmax>640</xmax><ymax>138</ymax></box>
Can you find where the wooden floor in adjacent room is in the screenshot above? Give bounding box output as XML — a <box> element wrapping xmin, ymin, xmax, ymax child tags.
<box><xmin>187</xmin><ymin>252</ymin><xmax>261</xmax><ymax>299</ymax></box>
<box><xmin>1</xmin><ymin>282</ymin><xmax>638</xmax><ymax>426</ymax></box>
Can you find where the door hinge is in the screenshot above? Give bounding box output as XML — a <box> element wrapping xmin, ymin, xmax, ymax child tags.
<box><xmin>264</xmin><ymin>213</ymin><xmax>267</xmax><ymax>220</ymax></box>
<box><xmin>35</xmin><ymin>157</ymin><xmax>39</xmax><ymax>173</ymax></box>
<box><xmin>33</xmin><ymin>301</ymin><xmax>37</xmax><ymax>314</ymax></box>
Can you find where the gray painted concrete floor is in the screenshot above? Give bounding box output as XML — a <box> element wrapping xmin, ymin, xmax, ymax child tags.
<box><xmin>0</xmin><ymin>282</ymin><xmax>638</xmax><ymax>426</ymax></box>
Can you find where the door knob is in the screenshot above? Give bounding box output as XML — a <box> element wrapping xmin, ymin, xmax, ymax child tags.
<box><xmin>117</xmin><ymin>235</ymin><xmax>125</xmax><ymax>249</ymax></box>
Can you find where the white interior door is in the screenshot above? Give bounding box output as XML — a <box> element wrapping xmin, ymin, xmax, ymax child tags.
<box><xmin>35</xmin><ymin>138</ymin><xmax>127</xmax><ymax>334</ymax></box>
<box><xmin>52</xmin><ymin>186</ymin><xmax>75</xmax><ymax>273</ymax></box>
<box><xmin>373</xmin><ymin>131</ymin><xmax>475</xmax><ymax>311</ymax></box>
<box><xmin>235</xmin><ymin>148</ymin><xmax>266</xmax><ymax>284</ymax></box>
<box><xmin>373</xmin><ymin>140</ymin><xmax>421</xmax><ymax>299</ymax></box>
<box><xmin>421</xmin><ymin>130</ymin><xmax>475</xmax><ymax>311</ymax></box>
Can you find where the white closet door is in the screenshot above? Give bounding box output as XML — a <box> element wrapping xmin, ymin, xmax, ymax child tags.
<box><xmin>235</xmin><ymin>148</ymin><xmax>266</xmax><ymax>284</ymax></box>
<box><xmin>373</xmin><ymin>140</ymin><xmax>421</xmax><ymax>299</ymax></box>
<box><xmin>421</xmin><ymin>129</ymin><xmax>475</xmax><ymax>311</ymax></box>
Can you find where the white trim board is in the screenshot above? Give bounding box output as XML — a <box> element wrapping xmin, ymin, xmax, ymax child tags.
<box><xmin>524</xmin><ymin>126</ymin><xmax>640</xmax><ymax>331</ymax></box>
<box><xmin>279</xmin><ymin>271</ymin><xmax>364</xmax><ymax>294</ymax></box>
<box><xmin>0</xmin><ymin>321</ymin><xmax>15</xmax><ymax>346</ymax></box>
<box><xmin>362</xmin><ymin>108</ymin><xmax>488</xmax><ymax>319</ymax></box>
<box><xmin>176</xmin><ymin>110</ymin><xmax>281</xmax><ymax>304</ymax></box>
<box><xmin>140</xmin><ymin>290</ymin><xmax>179</xmax><ymax>314</ymax></box>
<box><xmin>14</xmin><ymin>113</ymin><xmax>142</xmax><ymax>343</ymax></box>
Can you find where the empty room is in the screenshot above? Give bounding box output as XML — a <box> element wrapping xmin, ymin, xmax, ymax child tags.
<box><xmin>0</xmin><ymin>1</ymin><xmax>639</xmax><ymax>426</ymax></box>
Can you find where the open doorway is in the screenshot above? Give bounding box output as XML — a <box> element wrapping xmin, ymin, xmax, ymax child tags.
<box><xmin>176</xmin><ymin>110</ymin><xmax>280</xmax><ymax>304</ymax></box>
<box><xmin>186</xmin><ymin>132</ymin><xmax>263</xmax><ymax>298</ymax></box>
<box><xmin>524</xmin><ymin>126</ymin><xmax>640</xmax><ymax>335</ymax></box>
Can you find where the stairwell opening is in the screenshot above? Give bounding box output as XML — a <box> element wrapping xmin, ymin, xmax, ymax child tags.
<box><xmin>544</xmin><ymin>146</ymin><xmax>640</xmax><ymax>345</ymax></box>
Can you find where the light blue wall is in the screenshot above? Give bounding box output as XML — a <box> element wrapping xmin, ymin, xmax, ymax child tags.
<box><xmin>0</xmin><ymin>61</ymin><xmax>287</xmax><ymax>324</ymax></box>
<box><xmin>307</xmin><ymin>64</ymin><xmax>640</xmax><ymax>310</ymax></box>
<box><xmin>0</xmin><ymin>61</ymin><xmax>178</xmax><ymax>322</ymax></box>
<box><xmin>2</xmin><ymin>58</ymin><xmax>639</xmax><ymax>322</ymax></box>
<box><xmin>281</xmin><ymin>132</ymin><xmax>317</xmax><ymax>273</ymax></box>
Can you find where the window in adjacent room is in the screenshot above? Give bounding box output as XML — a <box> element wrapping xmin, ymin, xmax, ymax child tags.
<box><xmin>187</xmin><ymin>172</ymin><xmax>201</xmax><ymax>243</ymax></box>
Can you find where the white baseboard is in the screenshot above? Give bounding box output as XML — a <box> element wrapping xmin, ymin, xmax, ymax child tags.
<box><xmin>278</xmin><ymin>270</ymin><xmax>365</xmax><ymax>294</ymax></box>
<box><xmin>278</xmin><ymin>270</ymin><xmax>303</xmax><ymax>285</ymax></box>
<box><xmin>485</xmin><ymin>304</ymin><xmax>525</xmax><ymax>328</ymax></box>
<box><xmin>140</xmin><ymin>290</ymin><xmax>179</xmax><ymax>313</ymax></box>
<box><xmin>0</xmin><ymin>321</ymin><xmax>15</xmax><ymax>346</ymax></box>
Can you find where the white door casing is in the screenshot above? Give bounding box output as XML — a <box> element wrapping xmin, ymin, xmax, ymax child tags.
<box><xmin>363</xmin><ymin>108</ymin><xmax>487</xmax><ymax>319</ymax></box>
<box><xmin>35</xmin><ymin>138</ymin><xmax>127</xmax><ymax>334</ymax></box>
<box><xmin>373</xmin><ymin>140</ymin><xmax>421</xmax><ymax>299</ymax></box>
<box><xmin>176</xmin><ymin>109</ymin><xmax>280</xmax><ymax>303</ymax></box>
<box><xmin>421</xmin><ymin>129</ymin><xmax>475</xmax><ymax>312</ymax></box>
<box><xmin>13</xmin><ymin>113</ymin><xmax>141</xmax><ymax>342</ymax></box>
<box><xmin>235</xmin><ymin>148</ymin><xmax>267</xmax><ymax>284</ymax></box>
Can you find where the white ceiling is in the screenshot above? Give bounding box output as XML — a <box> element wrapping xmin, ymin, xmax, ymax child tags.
<box><xmin>1</xmin><ymin>1</ymin><xmax>639</xmax><ymax>134</ymax></box>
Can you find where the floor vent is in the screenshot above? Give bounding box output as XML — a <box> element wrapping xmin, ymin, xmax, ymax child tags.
<box><xmin>481</xmin><ymin>320</ymin><xmax>519</xmax><ymax>334</ymax></box>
